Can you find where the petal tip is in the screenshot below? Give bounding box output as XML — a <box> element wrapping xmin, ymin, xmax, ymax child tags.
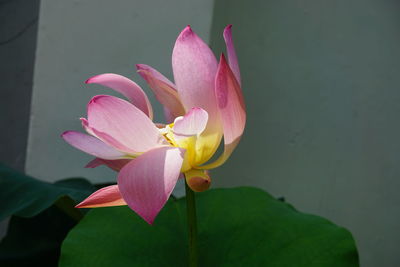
<box><xmin>75</xmin><ymin>202</ymin><xmax>85</xmax><ymax>208</ymax></box>
<box><xmin>144</xmin><ymin>217</ymin><xmax>155</xmax><ymax>225</ymax></box>
<box><xmin>85</xmin><ymin>75</ymin><xmax>99</xmax><ymax>84</ymax></box>
<box><xmin>85</xmin><ymin>73</ymin><xmax>112</xmax><ymax>84</ymax></box>
<box><xmin>224</xmin><ymin>24</ymin><xmax>233</xmax><ymax>36</ymax></box>
<box><xmin>223</xmin><ymin>25</ymin><xmax>233</xmax><ymax>40</ymax></box>
<box><xmin>224</xmin><ymin>24</ymin><xmax>232</xmax><ymax>31</ymax></box>
<box><xmin>220</xmin><ymin>52</ymin><xmax>227</xmax><ymax>63</ymax></box>
<box><xmin>135</xmin><ymin>64</ymin><xmax>148</xmax><ymax>76</ymax></box>
<box><xmin>89</xmin><ymin>95</ymin><xmax>106</xmax><ymax>104</ymax></box>
<box><xmin>60</xmin><ymin>131</ymin><xmax>69</xmax><ymax>138</ymax></box>
<box><xmin>75</xmin><ymin>202</ymin><xmax>91</xmax><ymax>209</ymax></box>
<box><xmin>178</xmin><ymin>25</ymin><xmax>194</xmax><ymax>41</ymax></box>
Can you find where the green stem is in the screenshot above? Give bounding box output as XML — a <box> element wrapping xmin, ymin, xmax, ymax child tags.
<box><xmin>185</xmin><ymin>179</ymin><xmax>198</xmax><ymax>267</ymax></box>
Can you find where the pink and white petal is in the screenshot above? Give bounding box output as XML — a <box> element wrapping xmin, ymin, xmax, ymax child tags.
<box><xmin>173</xmin><ymin>107</ymin><xmax>208</xmax><ymax>139</ymax></box>
<box><xmin>199</xmin><ymin>54</ymin><xmax>246</xmax><ymax>169</ymax></box>
<box><xmin>93</xmin><ymin>127</ymin><xmax>142</xmax><ymax>154</ymax></box>
<box><xmin>118</xmin><ymin>146</ymin><xmax>185</xmax><ymax>224</ymax></box>
<box><xmin>76</xmin><ymin>185</ymin><xmax>126</xmax><ymax>208</ymax></box>
<box><xmin>136</xmin><ymin>64</ymin><xmax>185</xmax><ymax>120</ymax></box>
<box><xmin>172</xmin><ymin>26</ymin><xmax>219</xmax><ymax>125</ymax></box>
<box><xmin>80</xmin><ymin>118</ymin><xmax>137</xmax><ymax>154</ymax></box>
<box><xmin>172</xmin><ymin>26</ymin><xmax>223</xmax><ymax>163</ymax></box>
<box><xmin>223</xmin><ymin>25</ymin><xmax>241</xmax><ymax>86</ymax></box>
<box><xmin>61</xmin><ymin>131</ymin><xmax>126</xmax><ymax>160</ymax></box>
<box><xmin>85</xmin><ymin>158</ymin><xmax>131</xmax><ymax>172</ymax></box>
<box><xmin>86</xmin><ymin>73</ymin><xmax>153</xmax><ymax>119</ymax></box>
<box><xmin>87</xmin><ymin>95</ymin><xmax>168</xmax><ymax>153</ymax></box>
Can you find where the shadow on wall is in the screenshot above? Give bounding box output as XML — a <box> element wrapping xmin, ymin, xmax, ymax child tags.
<box><xmin>0</xmin><ymin>0</ymin><xmax>40</xmax><ymax>171</ymax></box>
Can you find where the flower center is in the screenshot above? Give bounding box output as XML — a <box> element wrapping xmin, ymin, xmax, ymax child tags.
<box><xmin>158</xmin><ymin>123</ymin><xmax>194</xmax><ymax>172</ymax></box>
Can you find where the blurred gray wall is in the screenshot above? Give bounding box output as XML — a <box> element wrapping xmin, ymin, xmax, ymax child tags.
<box><xmin>210</xmin><ymin>1</ymin><xmax>400</xmax><ymax>266</ymax></box>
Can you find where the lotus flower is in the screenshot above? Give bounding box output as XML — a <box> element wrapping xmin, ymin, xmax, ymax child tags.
<box><xmin>62</xmin><ymin>25</ymin><xmax>246</xmax><ymax>224</ymax></box>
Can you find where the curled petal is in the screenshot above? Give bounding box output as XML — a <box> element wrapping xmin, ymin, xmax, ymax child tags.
<box><xmin>87</xmin><ymin>95</ymin><xmax>167</xmax><ymax>154</ymax></box>
<box><xmin>61</xmin><ymin>131</ymin><xmax>126</xmax><ymax>160</ymax></box>
<box><xmin>86</xmin><ymin>73</ymin><xmax>153</xmax><ymax>119</ymax></box>
<box><xmin>184</xmin><ymin>169</ymin><xmax>211</xmax><ymax>192</ymax></box>
<box><xmin>80</xmin><ymin>118</ymin><xmax>95</xmax><ymax>135</ymax></box>
<box><xmin>118</xmin><ymin>147</ymin><xmax>185</xmax><ymax>224</ymax></box>
<box><xmin>173</xmin><ymin>107</ymin><xmax>208</xmax><ymax>139</ymax></box>
<box><xmin>136</xmin><ymin>64</ymin><xmax>176</xmax><ymax>88</ymax></box>
<box><xmin>223</xmin><ymin>25</ymin><xmax>241</xmax><ymax>86</ymax></box>
<box><xmin>76</xmin><ymin>185</ymin><xmax>126</xmax><ymax>208</ymax></box>
<box><xmin>136</xmin><ymin>64</ymin><xmax>185</xmax><ymax>122</ymax></box>
<box><xmin>200</xmin><ymin>54</ymin><xmax>246</xmax><ymax>169</ymax></box>
<box><xmin>85</xmin><ymin>158</ymin><xmax>131</xmax><ymax>172</ymax></box>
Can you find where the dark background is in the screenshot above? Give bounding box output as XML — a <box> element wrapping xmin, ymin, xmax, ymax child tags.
<box><xmin>0</xmin><ymin>0</ymin><xmax>39</xmax><ymax>171</ymax></box>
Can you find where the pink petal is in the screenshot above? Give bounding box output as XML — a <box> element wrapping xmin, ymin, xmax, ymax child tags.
<box><xmin>85</xmin><ymin>158</ymin><xmax>131</xmax><ymax>172</ymax></box>
<box><xmin>173</xmin><ymin>107</ymin><xmax>208</xmax><ymax>138</ymax></box>
<box><xmin>136</xmin><ymin>64</ymin><xmax>185</xmax><ymax>121</ymax></box>
<box><xmin>86</xmin><ymin>73</ymin><xmax>153</xmax><ymax>119</ymax></box>
<box><xmin>87</xmin><ymin>95</ymin><xmax>167</xmax><ymax>153</ymax></box>
<box><xmin>172</xmin><ymin>26</ymin><xmax>220</xmax><ymax>125</ymax></box>
<box><xmin>118</xmin><ymin>146</ymin><xmax>185</xmax><ymax>224</ymax></box>
<box><xmin>76</xmin><ymin>185</ymin><xmax>126</xmax><ymax>208</ymax></box>
<box><xmin>200</xmin><ymin>54</ymin><xmax>246</xmax><ymax>169</ymax></box>
<box><xmin>223</xmin><ymin>25</ymin><xmax>241</xmax><ymax>86</ymax></box>
<box><xmin>61</xmin><ymin>131</ymin><xmax>126</xmax><ymax>160</ymax></box>
<box><xmin>80</xmin><ymin>117</ymin><xmax>137</xmax><ymax>154</ymax></box>
<box><xmin>172</xmin><ymin>26</ymin><xmax>223</xmax><ymax>162</ymax></box>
